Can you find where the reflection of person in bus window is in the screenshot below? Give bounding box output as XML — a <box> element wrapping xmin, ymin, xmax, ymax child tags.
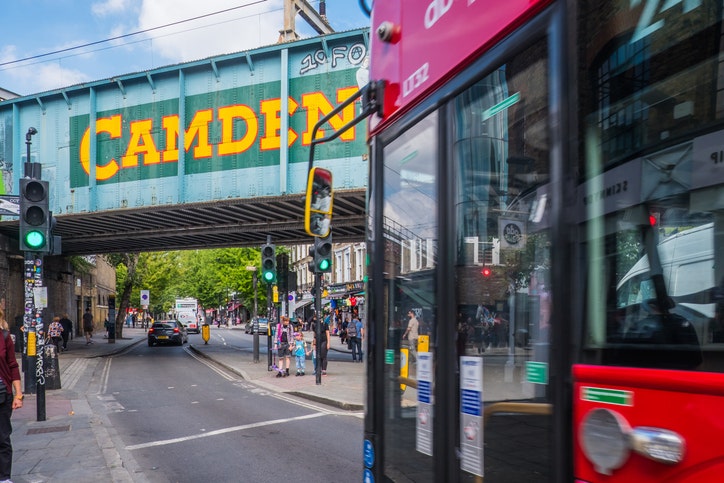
<box><xmin>310</xmin><ymin>213</ymin><xmax>330</xmax><ymax>234</ymax></box>
<box><xmin>311</xmin><ymin>184</ymin><xmax>331</xmax><ymax>212</ymax></box>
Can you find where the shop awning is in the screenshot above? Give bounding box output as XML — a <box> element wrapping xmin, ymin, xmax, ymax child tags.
<box><xmin>293</xmin><ymin>299</ymin><xmax>315</xmax><ymax>311</ymax></box>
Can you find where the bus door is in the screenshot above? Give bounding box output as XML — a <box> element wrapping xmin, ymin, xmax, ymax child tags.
<box><xmin>369</xmin><ymin>26</ymin><xmax>560</xmax><ymax>481</ymax></box>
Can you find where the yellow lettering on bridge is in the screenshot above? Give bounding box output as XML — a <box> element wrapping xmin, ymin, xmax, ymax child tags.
<box><xmin>78</xmin><ymin>87</ymin><xmax>359</xmax><ymax>179</ymax></box>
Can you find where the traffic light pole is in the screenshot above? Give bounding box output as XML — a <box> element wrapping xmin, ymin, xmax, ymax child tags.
<box><xmin>314</xmin><ymin>272</ymin><xmax>322</xmax><ymax>385</ymax></box>
<box><xmin>267</xmin><ymin>283</ymin><xmax>273</xmax><ymax>371</ymax></box>
<box><xmin>251</xmin><ymin>270</ymin><xmax>259</xmax><ymax>363</ymax></box>
<box><xmin>22</xmin><ymin>128</ymin><xmax>47</xmax><ymax>421</ymax></box>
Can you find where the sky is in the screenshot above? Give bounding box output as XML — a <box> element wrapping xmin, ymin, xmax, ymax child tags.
<box><xmin>0</xmin><ymin>0</ymin><xmax>370</xmax><ymax>96</ymax></box>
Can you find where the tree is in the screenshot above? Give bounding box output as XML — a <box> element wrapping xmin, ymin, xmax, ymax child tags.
<box><xmin>108</xmin><ymin>247</ymin><xmax>269</xmax><ymax>328</ymax></box>
<box><xmin>107</xmin><ymin>253</ymin><xmax>140</xmax><ymax>339</ymax></box>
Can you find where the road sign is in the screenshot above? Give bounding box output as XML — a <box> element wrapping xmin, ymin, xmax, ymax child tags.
<box><xmin>0</xmin><ymin>195</ymin><xmax>20</xmax><ymax>216</ymax></box>
<box><xmin>140</xmin><ymin>290</ymin><xmax>150</xmax><ymax>308</ymax></box>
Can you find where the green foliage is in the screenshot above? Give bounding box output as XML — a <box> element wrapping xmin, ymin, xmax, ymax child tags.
<box><xmin>112</xmin><ymin>248</ymin><xmax>267</xmax><ymax>316</ymax></box>
<box><xmin>69</xmin><ymin>255</ymin><xmax>94</xmax><ymax>274</ymax></box>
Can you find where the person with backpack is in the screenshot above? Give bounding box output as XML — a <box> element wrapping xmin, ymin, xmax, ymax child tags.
<box><xmin>275</xmin><ymin>316</ymin><xmax>293</xmax><ymax>377</ymax></box>
<box><xmin>348</xmin><ymin>311</ymin><xmax>364</xmax><ymax>362</ymax></box>
<box><xmin>47</xmin><ymin>316</ymin><xmax>64</xmax><ymax>354</ymax></box>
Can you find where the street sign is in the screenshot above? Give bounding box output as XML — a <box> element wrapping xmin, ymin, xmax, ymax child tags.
<box><xmin>0</xmin><ymin>195</ymin><xmax>20</xmax><ymax>216</ymax></box>
<box><xmin>140</xmin><ymin>290</ymin><xmax>150</xmax><ymax>308</ymax></box>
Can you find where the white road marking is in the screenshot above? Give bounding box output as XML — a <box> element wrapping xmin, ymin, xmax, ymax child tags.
<box><xmin>97</xmin><ymin>358</ymin><xmax>112</xmax><ymax>394</ymax></box>
<box><xmin>184</xmin><ymin>346</ymin><xmax>238</xmax><ymax>381</ymax></box>
<box><xmin>61</xmin><ymin>358</ymin><xmax>90</xmax><ymax>390</ymax></box>
<box><xmin>125</xmin><ymin>412</ymin><xmax>325</xmax><ymax>451</ymax></box>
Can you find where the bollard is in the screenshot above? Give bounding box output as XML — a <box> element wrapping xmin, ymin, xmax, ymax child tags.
<box><xmin>201</xmin><ymin>323</ymin><xmax>210</xmax><ymax>344</ymax></box>
<box><xmin>24</xmin><ymin>329</ymin><xmax>36</xmax><ymax>395</ymax></box>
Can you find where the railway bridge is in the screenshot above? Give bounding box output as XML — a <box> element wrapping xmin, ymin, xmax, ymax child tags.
<box><xmin>0</xmin><ymin>29</ymin><xmax>370</xmax><ymax>256</ymax></box>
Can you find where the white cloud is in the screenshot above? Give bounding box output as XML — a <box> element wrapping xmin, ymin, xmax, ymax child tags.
<box><xmin>8</xmin><ymin>62</ymin><xmax>89</xmax><ymax>94</ymax></box>
<box><xmin>0</xmin><ymin>45</ymin><xmax>92</xmax><ymax>94</ymax></box>
<box><xmin>92</xmin><ymin>0</ymin><xmax>135</xmax><ymax>17</ymax></box>
<box><xmin>135</xmin><ymin>0</ymin><xmax>285</xmax><ymax>63</ymax></box>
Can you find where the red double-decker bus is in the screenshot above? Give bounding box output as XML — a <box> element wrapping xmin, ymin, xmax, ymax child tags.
<box><xmin>343</xmin><ymin>0</ymin><xmax>724</xmax><ymax>481</ymax></box>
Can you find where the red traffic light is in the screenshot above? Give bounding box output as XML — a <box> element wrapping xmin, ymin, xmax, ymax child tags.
<box><xmin>481</xmin><ymin>267</ymin><xmax>491</xmax><ymax>277</ymax></box>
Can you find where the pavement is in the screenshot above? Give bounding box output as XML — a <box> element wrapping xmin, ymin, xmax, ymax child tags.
<box><xmin>8</xmin><ymin>325</ymin><xmax>365</xmax><ymax>482</ymax></box>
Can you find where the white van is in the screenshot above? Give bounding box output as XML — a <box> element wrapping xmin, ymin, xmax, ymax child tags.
<box><xmin>616</xmin><ymin>223</ymin><xmax>716</xmax><ymax>345</ymax></box>
<box><xmin>177</xmin><ymin>311</ymin><xmax>200</xmax><ymax>334</ymax></box>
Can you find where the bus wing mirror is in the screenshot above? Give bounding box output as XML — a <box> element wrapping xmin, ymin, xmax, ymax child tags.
<box><xmin>305</xmin><ymin>167</ymin><xmax>334</xmax><ymax>237</ymax></box>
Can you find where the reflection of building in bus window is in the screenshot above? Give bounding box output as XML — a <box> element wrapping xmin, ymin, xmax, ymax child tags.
<box><xmin>712</xmin><ymin>277</ymin><xmax>724</xmax><ymax>343</ymax></box>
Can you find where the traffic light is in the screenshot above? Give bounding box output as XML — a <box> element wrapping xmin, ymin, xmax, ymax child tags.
<box><xmin>313</xmin><ymin>232</ymin><xmax>333</xmax><ymax>273</ymax></box>
<box><xmin>481</xmin><ymin>266</ymin><xmax>492</xmax><ymax>278</ymax></box>
<box><xmin>277</xmin><ymin>253</ymin><xmax>289</xmax><ymax>292</ymax></box>
<box><xmin>19</xmin><ymin>178</ymin><xmax>50</xmax><ymax>252</ymax></box>
<box><xmin>261</xmin><ymin>243</ymin><xmax>276</xmax><ymax>284</ymax></box>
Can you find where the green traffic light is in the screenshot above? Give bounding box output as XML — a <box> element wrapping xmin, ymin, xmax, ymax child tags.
<box><xmin>263</xmin><ymin>270</ymin><xmax>274</xmax><ymax>282</ymax></box>
<box><xmin>24</xmin><ymin>230</ymin><xmax>46</xmax><ymax>249</ymax></box>
<box><xmin>318</xmin><ymin>259</ymin><xmax>330</xmax><ymax>271</ymax></box>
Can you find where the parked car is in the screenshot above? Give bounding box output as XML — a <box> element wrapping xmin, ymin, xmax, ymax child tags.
<box><xmin>148</xmin><ymin>320</ymin><xmax>188</xmax><ymax>346</ymax></box>
<box><xmin>244</xmin><ymin>317</ymin><xmax>269</xmax><ymax>335</ymax></box>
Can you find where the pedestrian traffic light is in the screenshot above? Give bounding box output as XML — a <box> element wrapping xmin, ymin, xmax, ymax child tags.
<box><xmin>261</xmin><ymin>243</ymin><xmax>276</xmax><ymax>284</ymax></box>
<box><xmin>313</xmin><ymin>232</ymin><xmax>332</xmax><ymax>273</ymax></box>
<box><xmin>19</xmin><ymin>178</ymin><xmax>50</xmax><ymax>252</ymax></box>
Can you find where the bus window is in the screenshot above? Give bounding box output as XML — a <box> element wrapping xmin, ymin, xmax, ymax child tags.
<box><xmin>379</xmin><ymin>111</ymin><xmax>438</xmax><ymax>480</ymax></box>
<box><xmin>452</xmin><ymin>38</ymin><xmax>552</xmax><ymax>480</ymax></box>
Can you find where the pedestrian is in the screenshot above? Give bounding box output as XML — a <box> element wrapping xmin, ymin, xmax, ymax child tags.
<box><xmin>318</xmin><ymin>314</ymin><xmax>331</xmax><ymax>375</ymax></box>
<box><xmin>403</xmin><ymin>310</ymin><xmax>419</xmax><ymax>362</ymax></box>
<box><xmin>103</xmin><ymin>318</ymin><xmax>109</xmax><ymax>339</ymax></box>
<box><xmin>47</xmin><ymin>316</ymin><xmax>63</xmax><ymax>354</ymax></box>
<box><xmin>275</xmin><ymin>316</ymin><xmax>293</xmax><ymax>377</ymax></box>
<box><xmin>0</xmin><ymin>307</ymin><xmax>24</xmax><ymax>483</ymax></box>
<box><xmin>349</xmin><ymin>312</ymin><xmax>364</xmax><ymax>363</ymax></box>
<box><xmin>83</xmin><ymin>308</ymin><xmax>94</xmax><ymax>344</ymax></box>
<box><xmin>59</xmin><ymin>313</ymin><xmax>73</xmax><ymax>351</ymax></box>
<box><xmin>311</xmin><ymin>334</ymin><xmax>318</xmax><ymax>375</ymax></box>
<box><xmin>308</xmin><ymin>314</ymin><xmax>317</xmax><ymax>333</ymax></box>
<box><xmin>293</xmin><ymin>332</ymin><xmax>308</xmax><ymax>376</ymax></box>
<box><xmin>340</xmin><ymin>316</ymin><xmax>349</xmax><ymax>345</ymax></box>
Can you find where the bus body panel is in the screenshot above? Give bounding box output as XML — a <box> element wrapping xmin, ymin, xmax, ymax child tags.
<box><xmin>574</xmin><ymin>364</ymin><xmax>724</xmax><ymax>481</ymax></box>
<box><xmin>369</xmin><ymin>0</ymin><xmax>550</xmax><ymax>134</ymax></box>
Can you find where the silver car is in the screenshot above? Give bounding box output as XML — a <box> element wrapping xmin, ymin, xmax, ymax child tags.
<box><xmin>244</xmin><ymin>317</ymin><xmax>269</xmax><ymax>335</ymax></box>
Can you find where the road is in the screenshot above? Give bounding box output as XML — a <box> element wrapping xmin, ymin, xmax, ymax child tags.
<box><xmin>94</xmin><ymin>333</ymin><xmax>364</xmax><ymax>483</ymax></box>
